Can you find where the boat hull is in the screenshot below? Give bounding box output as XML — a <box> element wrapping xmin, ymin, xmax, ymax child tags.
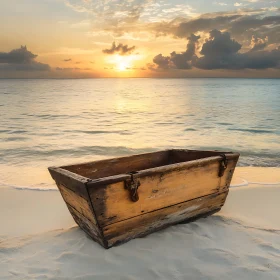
<box><xmin>48</xmin><ymin>149</ymin><xmax>239</xmax><ymax>248</ymax></box>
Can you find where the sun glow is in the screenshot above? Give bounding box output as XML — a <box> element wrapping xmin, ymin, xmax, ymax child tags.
<box><xmin>106</xmin><ymin>54</ymin><xmax>142</xmax><ymax>72</ymax></box>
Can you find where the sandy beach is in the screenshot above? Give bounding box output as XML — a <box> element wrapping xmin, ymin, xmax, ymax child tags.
<box><xmin>1</xmin><ymin>0</ymin><xmax>280</xmax><ymax>276</ymax></box>
<box><xmin>1</xmin><ymin>167</ymin><xmax>279</xmax><ymax>279</ymax></box>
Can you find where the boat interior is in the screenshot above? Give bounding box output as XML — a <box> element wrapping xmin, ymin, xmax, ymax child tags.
<box><xmin>61</xmin><ymin>149</ymin><xmax>233</xmax><ymax>180</ymax></box>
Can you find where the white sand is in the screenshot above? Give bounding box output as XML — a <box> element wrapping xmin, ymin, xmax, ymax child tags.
<box><xmin>1</xmin><ymin>167</ymin><xmax>280</xmax><ymax>280</ymax></box>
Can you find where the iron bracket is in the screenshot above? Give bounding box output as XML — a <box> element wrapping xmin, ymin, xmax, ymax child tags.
<box><xmin>125</xmin><ymin>172</ymin><xmax>140</xmax><ymax>202</ymax></box>
<box><xmin>218</xmin><ymin>154</ymin><xmax>228</xmax><ymax>177</ymax></box>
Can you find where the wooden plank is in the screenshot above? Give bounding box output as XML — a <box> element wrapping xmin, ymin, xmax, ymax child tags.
<box><xmin>67</xmin><ymin>204</ymin><xmax>106</xmax><ymax>248</ymax></box>
<box><xmin>48</xmin><ymin>167</ymin><xmax>89</xmax><ymax>199</ymax></box>
<box><xmin>89</xmin><ymin>156</ymin><xmax>238</xmax><ymax>226</ymax></box>
<box><xmin>61</xmin><ymin>150</ymin><xmax>170</xmax><ymax>180</ymax></box>
<box><xmin>169</xmin><ymin>149</ymin><xmax>234</xmax><ymax>164</ymax></box>
<box><xmin>49</xmin><ymin>167</ymin><xmax>107</xmax><ymax>246</ymax></box>
<box><xmin>220</xmin><ymin>156</ymin><xmax>239</xmax><ymax>192</ymax></box>
<box><xmin>103</xmin><ymin>191</ymin><xmax>228</xmax><ymax>248</ymax></box>
<box><xmin>57</xmin><ymin>183</ymin><xmax>97</xmax><ymax>225</ymax></box>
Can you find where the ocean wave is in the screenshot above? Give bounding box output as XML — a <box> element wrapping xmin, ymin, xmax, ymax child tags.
<box><xmin>70</xmin><ymin>129</ymin><xmax>133</xmax><ymax>135</ymax></box>
<box><xmin>0</xmin><ymin>146</ymin><xmax>159</xmax><ymax>162</ymax></box>
<box><xmin>230</xmin><ymin>178</ymin><xmax>248</xmax><ymax>188</ymax></box>
<box><xmin>228</xmin><ymin>128</ymin><xmax>276</xmax><ymax>134</ymax></box>
<box><xmin>0</xmin><ymin>151</ymin><xmax>279</xmax><ymax>167</ymax></box>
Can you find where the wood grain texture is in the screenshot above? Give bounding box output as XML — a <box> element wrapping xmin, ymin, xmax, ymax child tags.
<box><xmin>48</xmin><ymin>149</ymin><xmax>239</xmax><ymax>249</ymax></box>
<box><xmin>103</xmin><ymin>191</ymin><xmax>228</xmax><ymax>248</ymax></box>
<box><xmin>89</xmin><ymin>157</ymin><xmax>238</xmax><ymax>227</ymax></box>
<box><xmin>62</xmin><ymin>150</ymin><xmax>170</xmax><ymax>180</ymax></box>
<box><xmin>67</xmin><ymin>204</ymin><xmax>106</xmax><ymax>248</ymax></box>
<box><xmin>48</xmin><ymin>167</ymin><xmax>89</xmax><ymax>199</ymax></box>
<box><xmin>169</xmin><ymin>149</ymin><xmax>232</xmax><ymax>164</ymax></box>
<box><xmin>57</xmin><ymin>183</ymin><xmax>97</xmax><ymax>225</ymax></box>
<box><xmin>59</xmin><ymin>149</ymin><xmax>236</xmax><ymax>181</ymax></box>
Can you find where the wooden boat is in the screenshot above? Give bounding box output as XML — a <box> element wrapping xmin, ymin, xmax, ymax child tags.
<box><xmin>48</xmin><ymin>149</ymin><xmax>239</xmax><ymax>249</ymax></box>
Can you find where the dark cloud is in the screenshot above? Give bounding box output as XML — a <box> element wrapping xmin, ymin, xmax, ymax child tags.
<box><xmin>0</xmin><ymin>46</ymin><xmax>50</xmax><ymax>71</ymax></box>
<box><xmin>170</xmin><ymin>34</ymin><xmax>200</xmax><ymax>69</ymax></box>
<box><xmin>200</xmin><ymin>30</ymin><xmax>241</xmax><ymax>57</ymax></box>
<box><xmin>102</xmin><ymin>42</ymin><xmax>136</xmax><ymax>55</ymax></box>
<box><xmin>194</xmin><ymin>30</ymin><xmax>280</xmax><ymax>70</ymax></box>
<box><xmin>0</xmin><ymin>45</ymin><xmax>37</xmax><ymax>63</ymax></box>
<box><xmin>153</xmin><ymin>54</ymin><xmax>170</xmax><ymax>69</ymax></box>
<box><xmin>63</xmin><ymin>58</ymin><xmax>72</xmax><ymax>61</ymax></box>
<box><xmin>151</xmin><ymin>30</ymin><xmax>280</xmax><ymax>71</ymax></box>
<box><xmin>151</xmin><ymin>34</ymin><xmax>200</xmax><ymax>70</ymax></box>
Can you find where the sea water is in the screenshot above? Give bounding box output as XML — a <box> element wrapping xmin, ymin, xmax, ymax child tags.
<box><xmin>1</xmin><ymin>78</ymin><xmax>279</xmax><ymax>189</ymax></box>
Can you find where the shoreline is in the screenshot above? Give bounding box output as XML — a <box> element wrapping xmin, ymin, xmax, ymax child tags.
<box><xmin>0</xmin><ymin>166</ymin><xmax>279</xmax><ymax>192</ymax></box>
<box><xmin>1</xmin><ymin>167</ymin><xmax>279</xmax><ymax>237</ymax></box>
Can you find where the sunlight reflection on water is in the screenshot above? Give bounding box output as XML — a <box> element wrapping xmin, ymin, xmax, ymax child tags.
<box><xmin>0</xmin><ymin>78</ymin><xmax>279</xmax><ymax>188</ymax></box>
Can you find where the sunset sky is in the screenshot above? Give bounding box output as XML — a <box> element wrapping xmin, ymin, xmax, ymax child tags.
<box><xmin>0</xmin><ymin>0</ymin><xmax>280</xmax><ymax>78</ymax></box>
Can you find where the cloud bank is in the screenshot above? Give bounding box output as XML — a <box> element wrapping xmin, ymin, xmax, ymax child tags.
<box><xmin>151</xmin><ymin>29</ymin><xmax>280</xmax><ymax>71</ymax></box>
<box><xmin>0</xmin><ymin>46</ymin><xmax>50</xmax><ymax>71</ymax></box>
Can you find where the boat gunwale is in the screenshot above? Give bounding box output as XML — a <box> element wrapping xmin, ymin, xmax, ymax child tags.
<box><xmin>86</xmin><ymin>152</ymin><xmax>239</xmax><ymax>187</ymax></box>
<box><xmin>49</xmin><ymin>149</ymin><xmax>239</xmax><ymax>188</ymax></box>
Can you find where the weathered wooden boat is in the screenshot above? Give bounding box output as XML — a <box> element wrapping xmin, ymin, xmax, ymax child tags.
<box><xmin>48</xmin><ymin>149</ymin><xmax>239</xmax><ymax>248</ymax></box>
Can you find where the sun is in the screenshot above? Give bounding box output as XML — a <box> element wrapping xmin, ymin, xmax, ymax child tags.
<box><xmin>105</xmin><ymin>54</ymin><xmax>142</xmax><ymax>72</ymax></box>
<box><xmin>117</xmin><ymin>60</ymin><xmax>130</xmax><ymax>71</ymax></box>
<box><xmin>114</xmin><ymin>55</ymin><xmax>132</xmax><ymax>71</ymax></box>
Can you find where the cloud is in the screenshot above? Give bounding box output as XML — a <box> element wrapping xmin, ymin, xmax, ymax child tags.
<box><xmin>200</xmin><ymin>30</ymin><xmax>241</xmax><ymax>57</ymax></box>
<box><xmin>66</xmin><ymin>0</ymin><xmax>279</xmax><ymax>50</ymax></box>
<box><xmin>151</xmin><ymin>34</ymin><xmax>200</xmax><ymax>70</ymax></box>
<box><xmin>102</xmin><ymin>42</ymin><xmax>136</xmax><ymax>55</ymax></box>
<box><xmin>214</xmin><ymin>2</ymin><xmax>228</xmax><ymax>6</ymax></box>
<box><xmin>228</xmin><ymin>15</ymin><xmax>280</xmax><ymax>38</ymax></box>
<box><xmin>249</xmin><ymin>35</ymin><xmax>268</xmax><ymax>52</ymax></box>
<box><xmin>65</xmin><ymin>0</ymin><xmax>198</xmax><ymax>37</ymax></box>
<box><xmin>0</xmin><ymin>45</ymin><xmax>37</xmax><ymax>64</ymax></box>
<box><xmin>146</xmin><ymin>11</ymin><xmax>280</xmax><ymax>52</ymax></box>
<box><xmin>234</xmin><ymin>3</ymin><xmax>245</xmax><ymax>7</ymax></box>
<box><xmin>63</xmin><ymin>58</ymin><xmax>72</xmax><ymax>61</ymax></box>
<box><xmin>151</xmin><ymin>29</ymin><xmax>280</xmax><ymax>71</ymax></box>
<box><xmin>152</xmin><ymin>54</ymin><xmax>171</xmax><ymax>69</ymax></box>
<box><xmin>194</xmin><ymin>30</ymin><xmax>280</xmax><ymax>70</ymax></box>
<box><xmin>64</xmin><ymin>0</ymin><xmax>153</xmax><ymax>25</ymax></box>
<box><xmin>55</xmin><ymin>67</ymin><xmax>91</xmax><ymax>71</ymax></box>
<box><xmin>166</xmin><ymin>13</ymin><xmax>280</xmax><ymax>41</ymax></box>
<box><xmin>0</xmin><ymin>46</ymin><xmax>50</xmax><ymax>71</ymax></box>
<box><xmin>169</xmin><ymin>34</ymin><xmax>200</xmax><ymax>69</ymax></box>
